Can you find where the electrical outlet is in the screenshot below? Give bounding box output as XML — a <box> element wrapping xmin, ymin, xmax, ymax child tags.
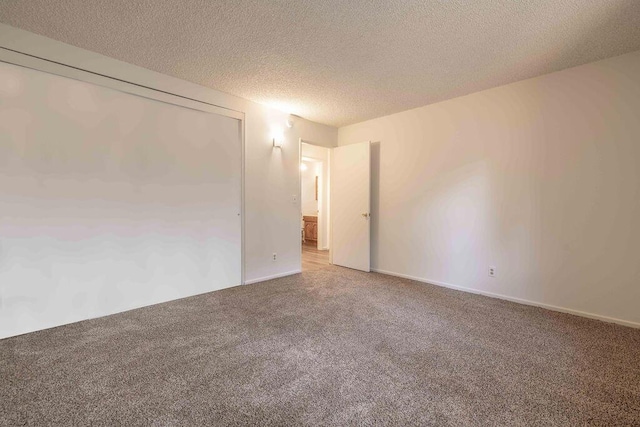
<box><xmin>273</xmin><ymin>253</ymin><xmax>277</xmax><ymax>261</ymax></box>
<box><xmin>488</xmin><ymin>266</ymin><xmax>496</xmax><ymax>277</ymax></box>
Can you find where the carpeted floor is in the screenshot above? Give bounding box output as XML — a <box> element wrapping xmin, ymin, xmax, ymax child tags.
<box><xmin>1</xmin><ymin>265</ymin><xmax>639</xmax><ymax>426</ymax></box>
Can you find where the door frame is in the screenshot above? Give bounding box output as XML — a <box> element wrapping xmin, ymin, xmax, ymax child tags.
<box><xmin>299</xmin><ymin>138</ymin><xmax>331</xmax><ymax>268</ymax></box>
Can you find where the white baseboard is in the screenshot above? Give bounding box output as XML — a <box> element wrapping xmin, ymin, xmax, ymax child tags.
<box><xmin>372</xmin><ymin>268</ymin><xmax>640</xmax><ymax>329</ymax></box>
<box><xmin>244</xmin><ymin>270</ymin><xmax>301</xmax><ymax>285</ymax></box>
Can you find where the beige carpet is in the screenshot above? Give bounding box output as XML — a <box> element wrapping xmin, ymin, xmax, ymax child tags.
<box><xmin>1</xmin><ymin>264</ymin><xmax>639</xmax><ymax>426</ymax></box>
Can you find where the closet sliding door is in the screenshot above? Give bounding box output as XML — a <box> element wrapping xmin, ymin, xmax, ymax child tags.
<box><xmin>0</xmin><ymin>60</ymin><xmax>242</xmax><ymax>338</ymax></box>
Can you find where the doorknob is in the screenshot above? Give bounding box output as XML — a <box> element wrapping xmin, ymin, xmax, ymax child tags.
<box><xmin>361</xmin><ymin>213</ymin><xmax>370</xmax><ymax>218</ymax></box>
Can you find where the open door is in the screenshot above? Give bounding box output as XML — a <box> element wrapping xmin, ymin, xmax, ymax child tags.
<box><xmin>330</xmin><ymin>141</ymin><xmax>371</xmax><ymax>272</ymax></box>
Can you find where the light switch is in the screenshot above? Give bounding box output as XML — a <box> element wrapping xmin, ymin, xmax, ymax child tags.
<box><xmin>292</xmin><ymin>194</ymin><xmax>298</xmax><ymax>204</ymax></box>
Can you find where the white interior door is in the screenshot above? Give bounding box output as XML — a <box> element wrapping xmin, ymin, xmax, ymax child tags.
<box><xmin>331</xmin><ymin>141</ymin><xmax>371</xmax><ymax>272</ymax></box>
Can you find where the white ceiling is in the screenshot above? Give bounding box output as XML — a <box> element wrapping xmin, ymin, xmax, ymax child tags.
<box><xmin>1</xmin><ymin>1</ymin><xmax>640</xmax><ymax>127</ymax></box>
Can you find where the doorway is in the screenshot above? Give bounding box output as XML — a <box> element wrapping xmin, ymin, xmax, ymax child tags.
<box><xmin>300</xmin><ymin>141</ymin><xmax>330</xmax><ymax>271</ymax></box>
<box><xmin>299</xmin><ymin>140</ymin><xmax>372</xmax><ymax>273</ymax></box>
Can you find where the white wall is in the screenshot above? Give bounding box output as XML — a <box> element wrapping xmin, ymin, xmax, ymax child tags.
<box><xmin>0</xmin><ymin>24</ymin><xmax>337</xmax><ymax>335</ymax></box>
<box><xmin>242</xmin><ymin>104</ymin><xmax>335</xmax><ymax>284</ymax></box>
<box><xmin>338</xmin><ymin>50</ymin><xmax>640</xmax><ymax>327</ymax></box>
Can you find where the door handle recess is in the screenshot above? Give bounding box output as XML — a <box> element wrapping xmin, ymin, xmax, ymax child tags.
<box><xmin>362</xmin><ymin>213</ymin><xmax>370</xmax><ymax>218</ymax></box>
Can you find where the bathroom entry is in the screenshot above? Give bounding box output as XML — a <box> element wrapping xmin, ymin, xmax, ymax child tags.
<box><xmin>301</xmin><ymin>161</ymin><xmax>320</xmax><ymax>243</ymax></box>
<box><xmin>300</xmin><ymin>141</ymin><xmax>330</xmax><ymax>271</ymax></box>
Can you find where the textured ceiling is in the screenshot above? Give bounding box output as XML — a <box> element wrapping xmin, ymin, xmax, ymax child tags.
<box><xmin>1</xmin><ymin>1</ymin><xmax>640</xmax><ymax>127</ymax></box>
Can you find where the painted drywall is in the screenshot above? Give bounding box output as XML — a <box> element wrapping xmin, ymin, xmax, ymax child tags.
<box><xmin>0</xmin><ymin>25</ymin><xmax>337</xmax><ymax>336</ymax></box>
<box><xmin>302</xmin><ymin>143</ymin><xmax>330</xmax><ymax>249</ymax></box>
<box><xmin>242</xmin><ymin>103</ymin><xmax>335</xmax><ymax>284</ymax></box>
<box><xmin>338</xmin><ymin>50</ymin><xmax>640</xmax><ymax>327</ymax></box>
<box><xmin>0</xmin><ymin>61</ymin><xmax>242</xmax><ymax>338</ymax></box>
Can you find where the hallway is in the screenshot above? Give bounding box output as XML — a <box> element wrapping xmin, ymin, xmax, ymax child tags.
<box><xmin>302</xmin><ymin>242</ymin><xmax>329</xmax><ymax>271</ymax></box>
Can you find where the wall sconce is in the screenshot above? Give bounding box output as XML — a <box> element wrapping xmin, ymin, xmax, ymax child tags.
<box><xmin>273</xmin><ymin>137</ymin><xmax>283</xmax><ymax>148</ymax></box>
